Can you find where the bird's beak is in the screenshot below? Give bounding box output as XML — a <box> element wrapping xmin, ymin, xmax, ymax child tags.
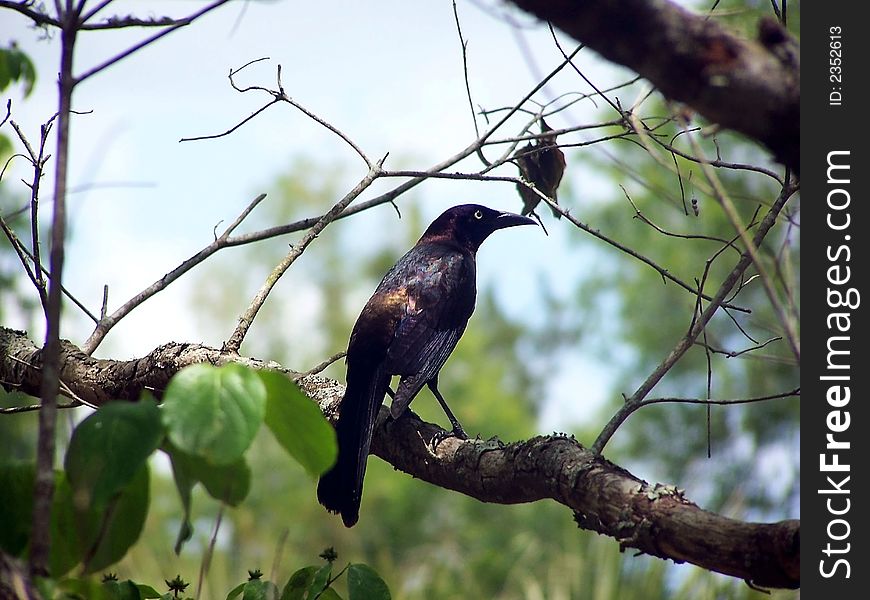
<box><xmin>495</xmin><ymin>211</ymin><xmax>538</xmax><ymax>230</ymax></box>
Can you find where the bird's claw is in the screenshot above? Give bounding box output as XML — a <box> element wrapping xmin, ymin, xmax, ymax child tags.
<box><xmin>429</xmin><ymin>426</ymin><xmax>468</xmax><ymax>451</ymax></box>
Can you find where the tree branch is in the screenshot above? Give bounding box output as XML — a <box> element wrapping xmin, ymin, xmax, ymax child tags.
<box><xmin>592</xmin><ymin>181</ymin><xmax>797</xmax><ymax>454</ymax></box>
<box><xmin>508</xmin><ymin>0</ymin><xmax>800</xmax><ymax>173</ymax></box>
<box><xmin>0</xmin><ymin>326</ymin><xmax>799</xmax><ymax>589</ymax></box>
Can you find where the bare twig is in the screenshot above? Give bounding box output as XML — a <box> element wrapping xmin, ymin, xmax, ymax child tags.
<box><xmin>75</xmin><ymin>0</ymin><xmax>234</xmax><ymax>83</ymax></box>
<box><xmin>298</xmin><ymin>351</ymin><xmax>347</xmax><ymax>378</ymax></box>
<box><xmin>0</xmin><ymin>0</ymin><xmax>61</xmax><ymax>26</ymax></box>
<box><xmin>224</xmin><ymin>161</ymin><xmax>385</xmax><ymax>353</ymax></box>
<box><xmin>527</xmin><ymin>182</ymin><xmax>751</xmax><ymax>313</ymax></box>
<box><xmin>452</xmin><ymin>0</ymin><xmax>488</xmax><ymax>166</ymax></box>
<box><xmin>81</xmin><ymin>193</ymin><xmax>268</xmax><ymax>354</ymax></box>
<box><xmin>0</xmin><ymin>401</ymin><xmax>83</xmax><ymax>414</ymax></box>
<box><xmin>195</xmin><ymin>505</ymin><xmax>224</xmax><ymax>600</ymax></box>
<box><xmin>0</xmin><ymin>217</ymin><xmax>98</xmax><ymax>323</ymax></box>
<box><xmin>182</xmin><ymin>60</ymin><xmax>372</xmax><ymax>169</ymax></box>
<box><xmin>683</xmin><ymin>129</ymin><xmax>800</xmax><ymax>363</ymax></box>
<box><xmin>591</xmin><ymin>182</ymin><xmax>797</xmax><ymax>454</ymax></box>
<box><xmin>644</xmin><ymin>387</ymin><xmax>799</xmax><ymax>407</ymax></box>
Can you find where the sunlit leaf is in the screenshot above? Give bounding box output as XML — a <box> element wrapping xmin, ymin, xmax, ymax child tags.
<box><xmin>162</xmin><ymin>363</ymin><xmax>266</xmax><ymax>465</ymax></box>
<box><xmin>261</xmin><ymin>370</ymin><xmax>337</xmax><ymax>477</ymax></box>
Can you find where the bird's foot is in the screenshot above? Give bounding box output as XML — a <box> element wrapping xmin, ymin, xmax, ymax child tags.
<box><xmin>429</xmin><ymin>425</ymin><xmax>468</xmax><ymax>451</ymax></box>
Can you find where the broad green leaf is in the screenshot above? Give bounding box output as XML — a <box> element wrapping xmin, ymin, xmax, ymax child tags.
<box><xmin>135</xmin><ymin>583</ymin><xmax>163</xmax><ymax>599</ymax></box>
<box><xmin>103</xmin><ymin>579</ymin><xmax>144</xmax><ymax>600</ymax></box>
<box><xmin>280</xmin><ymin>566</ymin><xmax>316</xmax><ymax>600</ymax></box>
<box><xmin>49</xmin><ymin>466</ymin><xmax>150</xmax><ymax>576</ymax></box>
<box><xmin>164</xmin><ymin>440</ymin><xmax>250</xmax><ymax>554</ymax></box>
<box><xmin>84</xmin><ymin>464</ymin><xmax>150</xmax><ymax>573</ymax></box>
<box><xmin>162</xmin><ymin>363</ymin><xmax>266</xmax><ymax>465</ymax></box>
<box><xmin>347</xmin><ymin>564</ymin><xmax>390</xmax><ymax>600</ymax></box>
<box><xmin>64</xmin><ymin>399</ymin><xmax>163</xmax><ymax>510</ymax></box>
<box><xmin>319</xmin><ymin>588</ymin><xmax>343</xmax><ymax>600</ymax></box>
<box><xmin>166</xmin><ymin>442</ymin><xmax>251</xmax><ymax>507</ymax></box>
<box><xmin>306</xmin><ymin>564</ymin><xmax>332</xmax><ymax>599</ymax></box>
<box><xmin>0</xmin><ymin>44</ymin><xmax>37</xmax><ymax>96</ymax></box>
<box><xmin>226</xmin><ymin>582</ymin><xmax>246</xmax><ymax>600</ymax></box>
<box><xmin>241</xmin><ymin>579</ymin><xmax>279</xmax><ymax>600</ymax></box>
<box><xmin>57</xmin><ymin>577</ymin><xmax>111</xmax><ymax>600</ymax></box>
<box><xmin>261</xmin><ymin>370</ymin><xmax>337</xmax><ymax>477</ymax></box>
<box><xmin>0</xmin><ymin>461</ymin><xmax>35</xmax><ymax>555</ymax></box>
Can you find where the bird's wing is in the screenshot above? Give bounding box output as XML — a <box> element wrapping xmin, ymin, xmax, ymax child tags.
<box><xmin>383</xmin><ymin>245</ymin><xmax>474</xmax><ymax>417</ymax></box>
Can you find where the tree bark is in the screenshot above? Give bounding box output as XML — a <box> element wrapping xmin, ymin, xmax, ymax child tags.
<box><xmin>509</xmin><ymin>0</ymin><xmax>800</xmax><ymax>174</ymax></box>
<box><xmin>0</xmin><ymin>326</ymin><xmax>799</xmax><ymax>589</ymax></box>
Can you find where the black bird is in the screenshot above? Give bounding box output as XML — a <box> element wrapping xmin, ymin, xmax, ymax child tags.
<box><xmin>317</xmin><ymin>204</ymin><xmax>536</xmax><ymax>527</ymax></box>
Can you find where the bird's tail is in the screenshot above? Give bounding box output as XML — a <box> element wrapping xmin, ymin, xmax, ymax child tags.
<box><xmin>317</xmin><ymin>367</ymin><xmax>387</xmax><ymax>527</ymax></box>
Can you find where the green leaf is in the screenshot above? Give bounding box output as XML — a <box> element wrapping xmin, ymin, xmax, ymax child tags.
<box><xmin>103</xmin><ymin>579</ymin><xmax>144</xmax><ymax>600</ymax></box>
<box><xmin>226</xmin><ymin>582</ymin><xmax>246</xmax><ymax>600</ymax></box>
<box><xmin>307</xmin><ymin>564</ymin><xmax>332</xmax><ymax>599</ymax></box>
<box><xmin>166</xmin><ymin>441</ymin><xmax>251</xmax><ymax>506</ymax></box>
<box><xmin>241</xmin><ymin>579</ymin><xmax>279</xmax><ymax>600</ymax></box>
<box><xmin>261</xmin><ymin>370</ymin><xmax>337</xmax><ymax>477</ymax></box>
<box><xmin>0</xmin><ymin>461</ymin><xmax>35</xmax><ymax>555</ymax></box>
<box><xmin>64</xmin><ymin>399</ymin><xmax>163</xmax><ymax>510</ymax></box>
<box><xmin>84</xmin><ymin>465</ymin><xmax>150</xmax><ymax>574</ymax></box>
<box><xmin>318</xmin><ymin>589</ymin><xmax>343</xmax><ymax>600</ymax></box>
<box><xmin>49</xmin><ymin>466</ymin><xmax>151</xmax><ymax>576</ymax></box>
<box><xmin>135</xmin><ymin>583</ymin><xmax>163</xmax><ymax>599</ymax></box>
<box><xmin>162</xmin><ymin>363</ymin><xmax>266</xmax><ymax>465</ymax></box>
<box><xmin>164</xmin><ymin>440</ymin><xmax>250</xmax><ymax>555</ymax></box>
<box><xmin>0</xmin><ymin>44</ymin><xmax>37</xmax><ymax>96</ymax></box>
<box><xmin>347</xmin><ymin>564</ymin><xmax>390</xmax><ymax>600</ymax></box>
<box><xmin>58</xmin><ymin>576</ymin><xmax>111</xmax><ymax>600</ymax></box>
<box><xmin>280</xmin><ymin>566</ymin><xmax>316</xmax><ymax>600</ymax></box>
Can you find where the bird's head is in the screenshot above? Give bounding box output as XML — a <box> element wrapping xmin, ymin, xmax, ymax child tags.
<box><xmin>419</xmin><ymin>204</ymin><xmax>537</xmax><ymax>252</ymax></box>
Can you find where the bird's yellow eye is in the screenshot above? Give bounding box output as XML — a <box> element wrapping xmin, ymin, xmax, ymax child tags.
<box><xmin>473</xmin><ymin>210</ymin><xmax>483</xmax><ymax>220</ymax></box>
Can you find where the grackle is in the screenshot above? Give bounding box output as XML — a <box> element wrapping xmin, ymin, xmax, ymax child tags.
<box><xmin>317</xmin><ymin>204</ymin><xmax>536</xmax><ymax>527</ymax></box>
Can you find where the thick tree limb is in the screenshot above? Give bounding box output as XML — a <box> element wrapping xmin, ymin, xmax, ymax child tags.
<box><xmin>0</xmin><ymin>327</ymin><xmax>799</xmax><ymax>589</ymax></box>
<box><xmin>509</xmin><ymin>0</ymin><xmax>800</xmax><ymax>173</ymax></box>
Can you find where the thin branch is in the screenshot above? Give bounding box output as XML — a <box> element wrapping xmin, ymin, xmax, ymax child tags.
<box><xmin>684</xmin><ymin>129</ymin><xmax>800</xmax><ymax>363</ymax></box>
<box><xmin>224</xmin><ymin>161</ymin><xmax>385</xmax><ymax>353</ymax></box>
<box><xmin>620</xmin><ymin>185</ymin><xmax>741</xmax><ymax>251</ymax></box>
<box><xmin>81</xmin><ymin>193</ymin><xmax>268</xmax><ymax>354</ymax></box>
<box><xmin>644</xmin><ymin>387</ymin><xmax>799</xmax><ymax>407</ymax></box>
<box><xmin>0</xmin><ymin>217</ymin><xmax>98</xmax><ymax>323</ymax></box>
<box><xmin>179</xmin><ymin>98</ymin><xmax>281</xmax><ymax>142</ymax></box>
<box><xmin>182</xmin><ymin>60</ymin><xmax>372</xmax><ymax>169</ymax></box>
<box><xmin>548</xmin><ymin>23</ymin><xmax>622</xmax><ymax>115</ymax></box>
<box><xmin>195</xmin><ymin>505</ymin><xmax>224</xmax><ymax>600</ymax></box>
<box><xmin>592</xmin><ymin>182</ymin><xmax>797</xmax><ymax>454</ymax></box>
<box><xmin>694</xmin><ymin>335</ymin><xmax>783</xmax><ymax>359</ymax></box>
<box><xmin>528</xmin><ymin>182</ymin><xmax>751</xmax><ymax>313</ymax></box>
<box><xmin>74</xmin><ymin>0</ymin><xmax>234</xmax><ymax>84</ymax></box>
<box><xmin>452</xmin><ymin>0</ymin><xmax>488</xmax><ymax>166</ymax></box>
<box><xmin>79</xmin><ymin>0</ymin><xmax>114</xmax><ymax>22</ymax></box>
<box><xmin>0</xmin><ymin>1</ymin><xmax>61</xmax><ymax>26</ymax></box>
<box><xmin>0</xmin><ymin>401</ymin><xmax>82</xmax><ymax>414</ymax></box>
<box><xmin>299</xmin><ymin>351</ymin><xmax>347</xmax><ymax>378</ymax></box>
<box><xmin>0</xmin><ymin>214</ymin><xmax>47</xmax><ymax>308</ymax></box>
